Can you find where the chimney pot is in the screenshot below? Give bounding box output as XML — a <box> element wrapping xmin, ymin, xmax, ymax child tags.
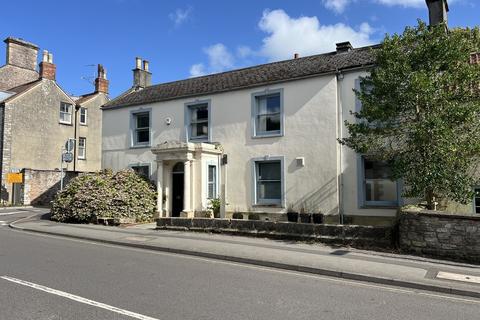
<box><xmin>95</xmin><ymin>64</ymin><xmax>109</xmax><ymax>94</ymax></box>
<box><xmin>426</xmin><ymin>0</ymin><xmax>449</xmax><ymax>26</ymax></box>
<box><xmin>336</xmin><ymin>41</ymin><xmax>353</xmax><ymax>53</ymax></box>
<box><xmin>293</xmin><ymin>53</ymin><xmax>300</xmax><ymax>59</ymax></box>
<box><xmin>135</xmin><ymin>57</ymin><xmax>142</xmax><ymax>69</ymax></box>
<box><xmin>39</xmin><ymin>51</ymin><xmax>56</xmax><ymax>81</ymax></box>
<box><xmin>143</xmin><ymin>60</ymin><xmax>149</xmax><ymax>72</ymax></box>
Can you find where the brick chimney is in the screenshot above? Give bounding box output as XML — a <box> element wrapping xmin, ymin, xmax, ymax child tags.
<box><xmin>336</xmin><ymin>41</ymin><xmax>353</xmax><ymax>53</ymax></box>
<box><xmin>133</xmin><ymin>57</ymin><xmax>152</xmax><ymax>89</ymax></box>
<box><xmin>426</xmin><ymin>0</ymin><xmax>449</xmax><ymax>26</ymax></box>
<box><xmin>39</xmin><ymin>50</ymin><xmax>56</xmax><ymax>80</ymax></box>
<box><xmin>95</xmin><ymin>64</ymin><xmax>109</xmax><ymax>94</ymax></box>
<box><xmin>4</xmin><ymin>37</ymin><xmax>39</xmax><ymax>71</ymax></box>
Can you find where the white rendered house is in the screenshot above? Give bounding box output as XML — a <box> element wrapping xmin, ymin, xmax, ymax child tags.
<box><xmin>102</xmin><ymin>42</ymin><xmax>401</xmax><ymax>223</ymax></box>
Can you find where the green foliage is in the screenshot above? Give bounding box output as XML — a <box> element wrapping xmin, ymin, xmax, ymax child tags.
<box><xmin>248</xmin><ymin>213</ymin><xmax>260</xmax><ymax>220</ymax></box>
<box><xmin>51</xmin><ymin>169</ymin><xmax>157</xmax><ymax>223</ymax></box>
<box><xmin>340</xmin><ymin>21</ymin><xmax>480</xmax><ymax>208</ymax></box>
<box><xmin>232</xmin><ymin>212</ymin><xmax>244</xmax><ymax>219</ymax></box>
<box><xmin>207</xmin><ymin>198</ymin><xmax>221</xmax><ymax>218</ymax></box>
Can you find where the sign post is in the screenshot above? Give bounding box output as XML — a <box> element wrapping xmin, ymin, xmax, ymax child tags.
<box><xmin>60</xmin><ymin>139</ymin><xmax>75</xmax><ymax>191</ymax></box>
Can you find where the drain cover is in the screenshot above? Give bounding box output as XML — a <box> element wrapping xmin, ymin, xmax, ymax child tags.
<box><xmin>436</xmin><ymin>271</ymin><xmax>480</xmax><ymax>284</ymax></box>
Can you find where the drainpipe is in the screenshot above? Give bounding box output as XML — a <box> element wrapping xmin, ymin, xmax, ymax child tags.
<box><xmin>336</xmin><ymin>70</ymin><xmax>345</xmax><ymax>224</ymax></box>
<box><xmin>73</xmin><ymin>105</ymin><xmax>80</xmax><ymax>172</ymax></box>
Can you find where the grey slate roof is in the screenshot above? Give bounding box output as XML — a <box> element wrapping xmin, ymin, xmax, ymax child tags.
<box><xmin>104</xmin><ymin>44</ymin><xmax>378</xmax><ymax>109</ymax></box>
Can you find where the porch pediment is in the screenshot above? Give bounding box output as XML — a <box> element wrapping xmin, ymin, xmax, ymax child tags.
<box><xmin>151</xmin><ymin>140</ymin><xmax>222</xmax><ymax>161</ymax></box>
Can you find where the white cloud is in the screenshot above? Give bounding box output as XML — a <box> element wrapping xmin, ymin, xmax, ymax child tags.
<box><xmin>189</xmin><ymin>43</ymin><xmax>235</xmax><ymax>77</ymax></box>
<box><xmin>169</xmin><ymin>7</ymin><xmax>193</xmax><ymax>27</ymax></box>
<box><xmin>237</xmin><ymin>45</ymin><xmax>255</xmax><ymax>59</ymax></box>
<box><xmin>189</xmin><ymin>64</ymin><xmax>206</xmax><ymax>77</ymax></box>
<box><xmin>258</xmin><ymin>9</ymin><xmax>374</xmax><ymax>61</ymax></box>
<box><xmin>323</xmin><ymin>0</ymin><xmax>352</xmax><ymax>13</ymax></box>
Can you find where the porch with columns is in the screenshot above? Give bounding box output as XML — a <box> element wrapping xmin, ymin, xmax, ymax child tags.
<box><xmin>151</xmin><ymin>141</ymin><xmax>223</xmax><ymax>218</ymax></box>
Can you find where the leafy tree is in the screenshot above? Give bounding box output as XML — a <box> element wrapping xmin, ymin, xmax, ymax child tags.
<box><xmin>340</xmin><ymin>21</ymin><xmax>480</xmax><ymax>209</ymax></box>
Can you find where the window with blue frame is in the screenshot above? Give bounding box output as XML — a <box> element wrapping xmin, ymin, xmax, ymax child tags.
<box><xmin>253</xmin><ymin>92</ymin><xmax>282</xmax><ymax>137</ymax></box>
<box><xmin>362</xmin><ymin>158</ymin><xmax>398</xmax><ymax>206</ymax></box>
<box><xmin>474</xmin><ymin>188</ymin><xmax>480</xmax><ymax>214</ymax></box>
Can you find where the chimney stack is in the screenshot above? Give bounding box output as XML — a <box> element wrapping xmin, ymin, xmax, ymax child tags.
<box><xmin>4</xmin><ymin>37</ymin><xmax>39</xmax><ymax>71</ymax></box>
<box><xmin>133</xmin><ymin>57</ymin><xmax>152</xmax><ymax>89</ymax></box>
<box><xmin>39</xmin><ymin>50</ymin><xmax>56</xmax><ymax>80</ymax></box>
<box><xmin>336</xmin><ymin>41</ymin><xmax>353</xmax><ymax>54</ymax></box>
<box><xmin>95</xmin><ymin>64</ymin><xmax>109</xmax><ymax>94</ymax></box>
<box><xmin>426</xmin><ymin>0</ymin><xmax>449</xmax><ymax>26</ymax></box>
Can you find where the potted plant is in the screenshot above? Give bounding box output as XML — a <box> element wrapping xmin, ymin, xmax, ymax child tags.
<box><xmin>207</xmin><ymin>198</ymin><xmax>221</xmax><ymax>218</ymax></box>
<box><xmin>312</xmin><ymin>212</ymin><xmax>324</xmax><ymax>224</ymax></box>
<box><xmin>286</xmin><ymin>204</ymin><xmax>298</xmax><ymax>223</ymax></box>
<box><xmin>298</xmin><ymin>205</ymin><xmax>312</xmax><ymax>223</ymax></box>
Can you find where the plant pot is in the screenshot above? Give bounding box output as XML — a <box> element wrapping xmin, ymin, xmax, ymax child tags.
<box><xmin>287</xmin><ymin>212</ymin><xmax>298</xmax><ymax>223</ymax></box>
<box><xmin>312</xmin><ymin>213</ymin><xmax>324</xmax><ymax>224</ymax></box>
<box><xmin>299</xmin><ymin>213</ymin><xmax>312</xmax><ymax>223</ymax></box>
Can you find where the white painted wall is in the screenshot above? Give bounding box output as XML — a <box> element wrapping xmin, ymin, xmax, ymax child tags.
<box><xmin>103</xmin><ymin>71</ymin><xmax>397</xmax><ymax>217</ymax></box>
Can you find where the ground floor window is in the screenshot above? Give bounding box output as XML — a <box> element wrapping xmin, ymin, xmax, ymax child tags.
<box><xmin>78</xmin><ymin>137</ymin><xmax>86</xmax><ymax>159</ymax></box>
<box><xmin>254</xmin><ymin>159</ymin><xmax>282</xmax><ymax>205</ymax></box>
<box><xmin>361</xmin><ymin>157</ymin><xmax>398</xmax><ymax>206</ymax></box>
<box><xmin>131</xmin><ymin>165</ymin><xmax>150</xmax><ymax>179</ymax></box>
<box><xmin>474</xmin><ymin>188</ymin><xmax>480</xmax><ymax>214</ymax></box>
<box><xmin>207</xmin><ymin>165</ymin><xmax>217</xmax><ymax>199</ymax></box>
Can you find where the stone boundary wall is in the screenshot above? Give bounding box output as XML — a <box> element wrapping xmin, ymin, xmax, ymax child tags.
<box><xmin>22</xmin><ymin>169</ymin><xmax>78</xmax><ymax>205</ymax></box>
<box><xmin>157</xmin><ymin>218</ymin><xmax>393</xmax><ymax>249</ymax></box>
<box><xmin>399</xmin><ymin>210</ymin><xmax>480</xmax><ymax>263</ymax></box>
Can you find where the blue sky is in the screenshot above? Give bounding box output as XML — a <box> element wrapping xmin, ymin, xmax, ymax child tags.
<box><xmin>0</xmin><ymin>0</ymin><xmax>477</xmax><ymax>97</ymax></box>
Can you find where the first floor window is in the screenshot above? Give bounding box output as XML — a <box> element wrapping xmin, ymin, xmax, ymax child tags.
<box><xmin>60</xmin><ymin>102</ymin><xmax>72</xmax><ymax>124</ymax></box>
<box><xmin>362</xmin><ymin>158</ymin><xmax>398</xmax><ymax>206</ymax></box>
<box><xmin>79</xmin><ymin>107</ymin><xmax>87</xmax><ymax>125</ymax></box>
<box><xmin>132</xmin><ymin>111</ymin><xmax>150</xmax><ymax>146</ymax></box>
<box><xmin>207</xmin><ymin>165</ymin><xmax>217</xmax><ymax>199</ymax></box>
<box><xmin>255</xmin><ymin>160</ymin><xmax>282</xmax><ymax>205</ymax></box>
<box><xmin>474</xmin><ymin>188</ymin><xmax>480</xmax><ymax>214</ymax></box>
<box><xmin>188</xmin><ymin>103</ymin><xmax>209</xmax><ymax>141</ymax></box>
<box><xmin>253</xmin><ymin>92</ymin><xmax>282</xmax><ymax>136</ymax></box>
<box><xmin>131</xmin><ymin>165</ymin><xmax>149</xmax><ymax>179</ymax></box>
<box><xmin>78</xmin><ymin>137</ymin><xmax>86</xmax><ymax>159</ymax></box>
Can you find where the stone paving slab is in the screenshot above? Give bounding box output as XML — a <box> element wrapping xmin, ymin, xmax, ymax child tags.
<box><xmin>9</xmin><ymin>218</ymin><xmax>480</xmax><ymax>299</ymax></box>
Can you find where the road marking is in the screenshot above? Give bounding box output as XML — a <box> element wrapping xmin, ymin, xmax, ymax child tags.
<box><xmin>0</xmin><ymin>221</ymin><xmax>7</xmax><ymax>226</ymax></box>
<box><xmin>437</xmin><ymin>271</ymin><xmax>480</xmax><ymax>284</ymax></box>
<box><xmin>10</xmin><ymin>221</ymin><xmax>480</xmax><ymax>305</ymax></box>
<box><xmin>0</xmin><ymin>276</ymin><xmax>160</xmax><ymax>320</ymax></box>
<box><xmin>0</xmin><ymin>211</ymin><xmax>24</xmax><ymax>216</ymax></box>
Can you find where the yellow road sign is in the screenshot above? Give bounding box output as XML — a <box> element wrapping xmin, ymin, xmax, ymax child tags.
<box><xmin>7</xmin><ymin>173</ymin><xmax>23</xmax><ymax>184</ymax></box>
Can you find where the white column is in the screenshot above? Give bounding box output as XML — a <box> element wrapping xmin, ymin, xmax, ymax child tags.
<box><xmin>183</xmin><ymin>160</ymin><xmax>191</xmax><ymax>214</ymax></box>
<box><xmin>156</xmin><ymin>160</ymin><xmax>163</xmax><ymax>218</ymax></box>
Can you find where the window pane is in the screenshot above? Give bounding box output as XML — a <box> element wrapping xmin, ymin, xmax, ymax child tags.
<box><xmin>136</xmin><ymin>129</ymin><xmax>149</xmax><ymax>143</ymax></box>
<box><xmin>266</xmin><ymin>94</ymin><xmax>280</xmax><ymax>113</ymax></box>
<box><xmin>257</xmin><ymin>181</ymin><xmax>281</xmax><ymax>200</ymax></box>
<box><xmin>256</xmin><ymin>113</ymin><xmax>280</xmax><ymax>133</ymax></box>
<box><xmin>192</xmin><ymin>122</ymin><xmax>208</xmax><ymax>137</ymax></box>
<box><xmin>208</xmin><ymin>166</ymin><xmax>216</xmax><ymax>183</ymax></box>
<box><xmin>132</xmin><ymin>166</ymin><xmax>149</xmax><ymax>178</ymax></box>
<box><xmin>195</xmin><ymin>107</ymin><xmax>208</xmax><ymax>121</ymax></box>
<box><xmin>136</xmin><ymin>114</ymin><xmax>149</xmax><ymax>128</ymax></box>
<box><xmin>364</xmin><ymin>160</ymin><xmax>392</xmax><ymax>179</ymax></box>
<box><xmin>365</xmin><ymin>179</ymin><xmax>397</xmax><ymax>202</ymax></box>
<box><xmin>258</xmin><ymin>162</ymin><xmax>281</xmax><ymax>180</ymax></box>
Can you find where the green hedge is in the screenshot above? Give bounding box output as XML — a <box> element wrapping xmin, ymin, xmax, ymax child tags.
<box><xmin>51</xmin><ymin>169</ymin><xmax>156</xmax><ymax>223</ymax></box>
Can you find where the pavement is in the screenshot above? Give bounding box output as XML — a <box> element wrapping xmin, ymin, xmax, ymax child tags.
<box><xmin>5</xmin><ymin>209</ymin><xmax>480</xmax><ymax>301</ymax></box>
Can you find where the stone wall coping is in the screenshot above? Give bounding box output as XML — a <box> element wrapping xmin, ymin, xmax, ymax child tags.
<box><xmin>401</xmin><ymin>209</ymin><xmax>480</xmax><ymax>221</ymax></box>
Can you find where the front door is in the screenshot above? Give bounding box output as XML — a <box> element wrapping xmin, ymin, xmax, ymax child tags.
<box><xmin>171</xmin><ymin>162</ymin><xmax>184</xmax><ymax>217</ymax></box>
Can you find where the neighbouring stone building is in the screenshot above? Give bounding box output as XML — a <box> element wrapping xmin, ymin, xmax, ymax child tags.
<box><xmin>0</xmin><ymin>37</ymin><xmax>108</xmax><ymax>205</ymax></box>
